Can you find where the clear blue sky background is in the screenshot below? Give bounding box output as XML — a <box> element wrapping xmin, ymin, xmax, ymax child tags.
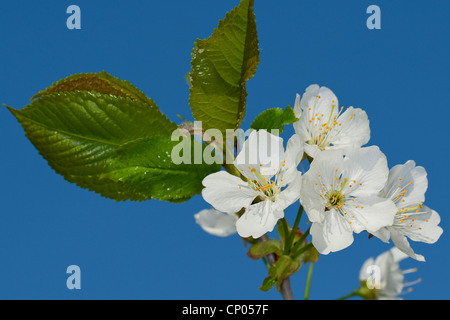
<box><xmin>0</xmin><ymin>0</ymin><xmax>449</xmax><ymax>300</ymax></box>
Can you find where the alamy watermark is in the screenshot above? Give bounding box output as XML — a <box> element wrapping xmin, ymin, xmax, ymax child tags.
<box><xmin>66</xmin><ymin>265</ymin><xmax>81</xmax><ymax>290</ymax></box>
<box><xmin>67</xmin><ymin>5</ymin><xmax>81</xmax><ymax>30</ymax></box>
<box><xmin>365</xmin><ymin>264</ymin><xmax>382</xmax><ymax>290</ymax></box>
<box><xmin>171</xmin><ymin>121</ymin><xmax>281</xmax><ymax>168</ymax></box>
<box><xmin>367</xmin><ymin>5</ymin><xmax>381</xmax><ymax>30</ymax></box>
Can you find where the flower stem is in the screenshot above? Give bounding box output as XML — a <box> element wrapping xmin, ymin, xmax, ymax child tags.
<box><xmin>261</xmin><ymin>256</ymin><xmax>271</xmax><ymax>270</ymax></box>
<box><xmin>337</xmin><ymin>290</ymin><xmax>360</xmax><ymax>300</ymax></box>
<box><xmin>261</xmin><ymin>234</ymin><xmax>294</xmax><ymax>300</ymax></box>
<box><xmin>223</xmin><ymin>163</ymin><xmax>242</xmax><ymax>178</ymax></box>
<box><xmin>284</xmin><ymin>205</ymin><xmax>303</xmax><ymax>254</ymax></box>
<box><xmin>290</xmin><ymin>226</ymin><xmax>311</xmax><ymax>255</ymax></box>
<box><xmin>280</xmin><ymin>218</ymin><xmax>290</xmax><ymax>252</ymax></box>
<box><xmin>291</xmin><ymin>242</ymin><xmax>313</xmax><ymax>260</ymax></box>
<box><xmin>304</xmin><ymin>262</ymin><xmax>314</xmax><ymax>300</ymax></box>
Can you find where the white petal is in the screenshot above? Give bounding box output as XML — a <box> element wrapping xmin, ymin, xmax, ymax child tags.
<box><xmin>372</xmin><ymin>227</ymin><xmax>392</xmax><ymax>243</ymax></box>
<box><xmin>389</xmin><ymin>246</ymin><xmax>410</xmax><ymax>264</ymax></box>
<box><xmin>293</xmin><ymin>85</ymin><xmax>339</xmax><ymax>158</ymax></box>
<box><xmin>374</xmin><ymin>248</ymin><xmax>407</xmax><ymax>296</ymax></box>
<box><xmin>383</xmin><ymin>267</ymin><xmax>406</xmax><ymax>297</ymax></box>
<box><xmin>380</xmin><ymin>160</ymin><xmax>428</xmax><ymax>208</ymax></box>
<box><xmin>280</xmin><ymin>134</ymin><xmax>304</xmax><ymax>185</ymax></box>
<box><xmin>363</xmin><ymin>247</ymin><xmax>408</xmax><ymax>297</ymax></box>
<box><xmin>299</xmin><ymin>168</ymin><xmax>328</xmax><ymax>224</ymax></box>
<box><xmin>305</xmin><ymin>148</ymin><xmax>346</xmax><ymax>192</ymax></box>
<box><xmin>299</xmin><ymin>85</ymin><xmax>339</xmax><ymax>118</ymax></box>
<box><xmin>194</xmin><ymin>208</ymin><xmax>238</xmax><ymax>237</ymax></box>
<box><xmin>331</xmin><ymin>107</ymin><xmax>370</xmax><ymax>149</ymax></box>
<box><xmin>395</xmin><ymin>206</ymin><xmax>443</xmax><ymax>244</ymax></box>
<box><xmin>293</xmin><ymin>93</ymin><xmax>302</xmax><ymax>117</ymax></box>
<box><xmin>236</xmin><ymin>201</ymin><xmax>283</xmax><ymax>239</ymax></box>
<box><xmin>359</xmin><ymin>257</ymin><xmax>375</xmax><ymax>281</ymax></box>
<box><xmin>381</xmin><ymin>205</ymin><xmax>442</xmax><ymax>262</ymax></box>
<box><xmin>276</xmin><ymin>171</ymin><xmax>302</xmax><ymax>210</ymax></box>
<box><xmin>303</xmin><ymin>143</ymin><xmax>322</xmax><ymax>159</ymax></box>
<box><xmin>234</xmin><ymin>129</ymin><xmax>284</xmax><ymax>179</ymax></box>
<box><xmin>310</xmin><ymin>210</ymin><xmax>354</xmax><ymax>254</ymax></box>
<box><xmin>202</xmin><ymin>171</ymin><xmax>256</xmax><ymax>213</ymax></box>
<box><xmin>346</xmin><ymin>196</ymin><xmax>397</xmax><ymax>234</ymax></box>
<box><xmin>390</xmin><ymin>229</ymin><xmax>425</xmax><ymax>262</ymax></box>
<box><xmin>341</xmin><ymin>146</ymin><xmax>390</xmax><ymax>197</ymax></box>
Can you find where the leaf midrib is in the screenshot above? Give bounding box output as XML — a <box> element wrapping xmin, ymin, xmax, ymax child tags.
<box><xmin>16</xmin><ymin>111</ymin><xmax>123</xmax><ymax>148</ymax></box>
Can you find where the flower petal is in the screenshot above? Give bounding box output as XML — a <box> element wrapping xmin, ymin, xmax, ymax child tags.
<box><xmin>234</xmin><ymin>129</ymin><xmax>284</xmax><ymax>180</ymax></box>
<box><xmin>194</xmin><ymin>208</ymin><xmax>238</xmax><ymax>237</ymax></box>
<box><xmin>346</xmin><ymin>196</ymin><xmax>397</xmax><ymax>234</ymax></box>
<box><xmin>299</xmin><ymin>85</ymin><xmax>339</xmax><ymax>117</ymax></box>
<box><xmin>331</xmin><ymin>107</ymin><xmax>370</xmax><ymax>149</ymax></box>
<box><xmin>341</xmin><ymin>146</ymin><xmax>390</xmax><ymax>197</ymax></box>
<box><xmin>375</xmin><ymin>247</ymin><xmax>407</xmax><ymax>296</ymax></box>
<box><xmin>380</xmin><ymin>160</ymin><xmax>428</xmax><ymax>208</ymax></box>
<box><xmin>293</xmin><ymin>85</ymin><xmax>339</xmax><ymax>158</ymax></box>
<box><xmin>310</xmin><ymin>210</ymin><xmax>354</xmax><ymax>254</ymax></box>
<box><xmin>359</xmin><ymin>257</ymin><xmax>376</xmax><ymax>281</ymax></box>
<box><xmin>202</xmin><ymin>171</ymin><xmax>256</xmax><ymax>213</ymax></box>
<box><xmin>389</xmin><ymin>228</ymin><xmax>425</xmax><ymax>262</ymax></box>
<box><xmin>299</xmin><ymin>168</ymin><xmax>328</xmax><ymax>224</ymax></box>
<box><xmin>372</xmin><ymin>227</ymin><xmax>392</xmax><ymax>243</ymax></box>
<box><xmin>279</xmin><ymin>134</ymin><xmax>304</xmax><ymax>185</ymax></box>
<box><xmin>293</xmin><ymin>93</ymin><xmax>302</xmax><ymax>118</ymax></box>
<box><xmin>236</xmin><ymin>201</ymin><xmax>283</xmax><ymax>239</ymax></box>
<box><xmin>276</xmin><ymin>171</ymin><xmax>302</xmax><ymax>210</ymax></box>
<box><xmin>397</xmin><ymin>206</ymin><xmax>443</xmax><ymax>244</ymax></box>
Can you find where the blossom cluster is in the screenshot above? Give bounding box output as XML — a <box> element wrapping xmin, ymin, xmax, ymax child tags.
<box><xmin>196</xmin><ymin>84</ymin><xmax>442</xmax><ymax>263</ymax></box>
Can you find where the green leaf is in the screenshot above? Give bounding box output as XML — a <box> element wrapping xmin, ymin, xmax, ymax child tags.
<box><xmin>31</xmin><ymin>71</ymin><xmax>153</xmax><ymax>105</ymax></box>
<box><xmin>102</xmin><ymin>136</ymin><xmax>221</xmax><ymax>202</ymax></box>
<box><xmin>247</xmin><ymin>239</ymin><xmax>283</xmax><ymax>260</ymax></box>
<box><xmin>189</xmin><ymin>0</ymin><xmax>259</xmax><ymax>133</ymax></box>
<box><xmin>259</xmin><ymin>276</ymin><xmax>276</xmax><ymax>292</ymax></box>
<box><xmin>269</xmin><ymin>255</ymin><xmax>302</xmax><ymax>292</ymax></box>
<box><xmin>250</xmin><ymin>105</ymin><xmax>298</xmax><ymax>134</ymax></box>
<box><xmin>7</xmin><ymin>91</ymin><xmax>177</xmax><ymax>201</ymax></box>
<box><xmin>277</xmin><ymin>219</ymin><xmax>291</xmax><ymax>243</ymax></box>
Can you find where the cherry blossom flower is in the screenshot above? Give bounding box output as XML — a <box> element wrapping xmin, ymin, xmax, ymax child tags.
<box><xmin>359</xmin><ymin>247</ymin><xmax>420</xmax><ymax>299</ymax></box>
<box><xmin>293</xmin><ymin>84</ymin><xmax>370</xmax><ymax>158</ymax></box>
<box><xmin>201</xmin><ymin>130</ymin><xmax>303</xmax><ymax>239</ymax></box>
<box><xmin>373</xmin><ymin>160</ymin><xmax>443</xmax><ymax>261</ymax></box>
<box><xmin>300</xmin><ymin>146</ymin><xmax>397</xmax><ymax>254</ymax></box>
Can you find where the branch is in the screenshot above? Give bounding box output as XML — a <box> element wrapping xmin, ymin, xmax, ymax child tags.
<box><xmin>261</xmin><ymin>234</ymin><xmax>294</xmax><ymax>300</ymax></box>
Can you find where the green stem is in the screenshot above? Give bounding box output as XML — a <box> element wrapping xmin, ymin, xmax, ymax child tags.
<box><xmin>291</xmin><ymin>242</ymin><xmax>313</xmax><ymax>260</ymax></box>
<box><xmin>304</xmin><ymin>262</ymin><xmax>314</xmax><ymax>300</ymax></box>
<box><xmin>337</xmin><ymin>290</ymin><xmax>360</xmax><ymax>300</ymax></box>
<box><xmin>284</xmin><ymin>206</ymin><xmax>303</xmax><ymax>254</ymax></box>
<box><xmin>280</xmin><ymin>218</ymin><xmax>290</xmax><ymax>254</ymax></box>
<box><xmin>224</xmin><ymin>163</ymin><xmax>242</xmax><ymax>178</ymax></box>
<box><xmin>290</xmin><ymin>226</ymin><xmax>311</xmax><ymax>254</ymax></box>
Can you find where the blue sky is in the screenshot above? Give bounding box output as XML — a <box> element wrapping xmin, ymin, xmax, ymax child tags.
<box><xmin>0</xmin><ymin>0</ymin><xmax>449</xmax><ymax>299</ymax></box>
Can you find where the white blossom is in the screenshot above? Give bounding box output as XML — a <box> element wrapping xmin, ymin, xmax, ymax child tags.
<box><xmin>293</xmin><ymin>84</ymin><xmax>370</xmax><ymax>158</ymax></box>
<box><xmin>360</xmin><ymin>247</ymin><xmax>420</xmax><ymax>299</ymax></box>
<box><xmin>300</xmin><ymin>146</ymin><xmax>397</xmax><ymax>254</ymax></box>
<box><xmin>201</xmin><ymin>130</ymin><xmax>303</xmax><ymax>239</ymax></box>
<box><xmin>373</xmin><ymin>160</ymin><xmax>443</xmax><ymax>261</ymax></box>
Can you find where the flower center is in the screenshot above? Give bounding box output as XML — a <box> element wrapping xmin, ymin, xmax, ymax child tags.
<box><xmin>321</xmin><ymin>177</ymin><xmax>349</xmax><ymax>212</ymax></box>
<box><xmin>246</xmin><ymin>167</ymin><xmax>282</xmax><ymax>201</ymax></box>
<box><xmin>325</xmin><ymin>190</ymin><xmax>346</xmax><ymax>211</ymax></box>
